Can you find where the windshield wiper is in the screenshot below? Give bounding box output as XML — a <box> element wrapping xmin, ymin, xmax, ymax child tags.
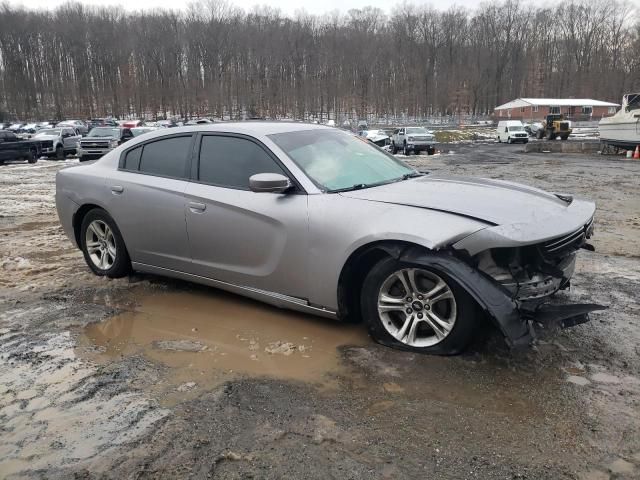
<box><xmin>329</xmin><ymin>183</ymin><xmax>370</xmax><ymax>193</ymax></box>
<box><xmin>401</xmin><ymin>172</ymin><xmax>424</xmax><ymax>180</ymax></box>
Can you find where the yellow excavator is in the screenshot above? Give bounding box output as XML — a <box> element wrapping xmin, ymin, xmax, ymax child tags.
<box><xmin>536</xmin><ymin>114</ymin><xmax>572</xmax><ymax>140</ymax></box>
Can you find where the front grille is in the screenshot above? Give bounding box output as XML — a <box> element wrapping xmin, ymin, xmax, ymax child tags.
<box><xmin>540</xmin><ymin>218</ymin><xmax>593</xmax><ymax>259</ymax></box>
<box><xmin>81</xmin><ymin>141</ymin><xmax>109</xmax><ymax>148</ymax></box>
<box><xmin>40</xmin><ymin>140</ymin><xmax>53</xmax><ymax>148</ymax></box>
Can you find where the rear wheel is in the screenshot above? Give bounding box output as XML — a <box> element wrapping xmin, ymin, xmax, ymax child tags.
<box><xmin>27</xmin><ymin>148</ymin><xmax>38</xmax><ymax>164</ymax></box>
<box><xmin>546</xmin><ymin>130</ymin><xmax>555</xmax><ymax>141</ymax></box>
<box><xmin>361</xmin><ymin>257</ymin><xmax>477</xmax><ymax>355</ymax></box>
<box><xmin>560</xmin><ymin>135</ymin><xmax>569</xmax><ymax>141</ymax></box>
<box><xmin>80</xmin><ymin>209</ymin><xmax>131</xmax><ymax>278</ymax></box>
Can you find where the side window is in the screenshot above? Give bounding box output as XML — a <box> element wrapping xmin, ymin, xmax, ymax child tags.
<box><xmin>393</xmin><ymin>129</ymin><xmax>399</xmax><ymax>135</ymax></box>
<box><xmin>198</xmin><ymin>135</ymin><xmax>285</xmax><ymax>190</ymax></box>
<box><xmin>123</xmin><ymin>146</ymin><xmax>142</xmax><ymax>171</ymax></box>
<box><xmin>138</xmin><ymin>136</ymin><xmax>192</xmax><ymax>178</ymax></box>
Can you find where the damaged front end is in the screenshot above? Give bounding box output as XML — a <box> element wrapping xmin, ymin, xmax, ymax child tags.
<box><xmin>381</xmin><ymin>216</ymin><xmax>605</xmax><ymax>348</ymax></box>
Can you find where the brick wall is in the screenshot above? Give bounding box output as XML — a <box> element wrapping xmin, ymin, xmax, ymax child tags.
<box><xmin>494</xmin><ymin>105</ymin><xmax>617</xmax><ymax>122</ymax></box>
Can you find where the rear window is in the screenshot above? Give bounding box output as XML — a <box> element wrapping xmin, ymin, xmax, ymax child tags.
<box><xmin>123</xmin><ymin>146</ymin><xmax>142</xmax><ymax>170</ymax></box>
<box><xmin>138</xmin><ymin>136</ymin><xmax>192</xmax><ymax>178</ymax></box>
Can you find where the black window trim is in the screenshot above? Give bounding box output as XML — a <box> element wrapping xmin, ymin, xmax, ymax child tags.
<box><xmin>190</xmin><ymin>132</ymin><xmax>306</xmax><ymax>194</ymax></box>
<box><xmin>118</xmin><ymin>132</ymin><xmax>196</xmax><ymax>181</ymax></box>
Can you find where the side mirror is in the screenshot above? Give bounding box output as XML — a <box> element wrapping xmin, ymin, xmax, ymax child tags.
<box><xmin>249</xmin><ymin>173</ymin><xmax>292</xmax><ymax>193</ymax></box>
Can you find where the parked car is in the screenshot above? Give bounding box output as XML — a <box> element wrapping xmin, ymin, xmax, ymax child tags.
<box><xmin>155</xmin><ymin>119</ymin><xmax>177</xmax><ymax>128</ymax></box>
<box><xmin>121</xmin><ymin>120</ymin><xmax>143</xmax><ymax>128</ymax></box>
<box><xmin>56</xmin><ymin>123</ymin><xmax>603</xmax><ymax>355</ymax></box>
<box><xmin>185</xmin><ymin>118</ymin><xmax>213</xmax><ymax>125</ymax></box>
<box><xmin>88</xmin><ymin>118</ymin><xmax>118</xmax><ymax>131</ymax></box>
<box><xmin>391</xmin><ymin>127</ymin><xmax>435</xmax><ymax>155</ymax></box>
<box><xmin>497</xmin><ymin>121</ymin><xmax>529</xmax><ymax>144</ymax></box>
<box><xmin>57</xmin><ymin>120</ymin><xmax>89</xmax><ymax>136</ymax></box>
<box><xmin>7</xmin><ymin>123</ymin><xmax>24</xmax><ymax>132</ymax></box>
<box><xmin>130</xmin><ymin>126</ymin><xmax>158</xmax><ymax>137</ymax></box>
<box><xmin>0</xmin><ymin>129</ymin><xmax>41</xmax><ymax>164</ymax></box>
<box><xmin>33</xmin><ymin>127</ymin><xmax>81</xmax><ymax>159</ymax></box>
<box><xmin>363</xmin><ymin>129</ymin><xmax>391</xmax><ymax>147</ymax></box>
<box><xmin>77</xmin><ymin>127</ymin><xmax>134</xmax><ymax>162</ymax></box>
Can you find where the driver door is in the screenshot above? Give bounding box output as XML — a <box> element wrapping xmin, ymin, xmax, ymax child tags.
<box><xmin>184</xmin><ymin>133</ymin><xmax>309</xmax><ymax>298</ymax></box>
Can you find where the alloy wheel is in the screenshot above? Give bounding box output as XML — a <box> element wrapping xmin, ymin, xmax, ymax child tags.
<box><xmin>377</xmin><ymin>268</ymin><xmax>457</xmax><ymax>347</ymax></box>
<box><xmin>85</xmin><ymin>220</ymin><xmax>116</xmax><ymax>270</ymax></box>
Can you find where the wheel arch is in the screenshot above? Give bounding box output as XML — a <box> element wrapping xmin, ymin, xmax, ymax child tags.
<box><xmin>73</xmin><ymin>204</ymin><xmax>129</xmax><ymax>260</ymax></box>
<box><xmin>337</xmin><ymin>240</ymin><xmax>429</xmax><ymax>323</ymax></box>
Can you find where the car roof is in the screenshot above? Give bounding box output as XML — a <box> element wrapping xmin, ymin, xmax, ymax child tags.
<box><xmin>136</xmin><ymin>121</ymin><xmax>332</xmax><ymax>139</ymax></box>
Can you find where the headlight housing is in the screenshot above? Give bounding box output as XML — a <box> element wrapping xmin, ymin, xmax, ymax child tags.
<box><xmin>408</xmin><ymin>136</ymin><xmax>414</xmax><ymax>141</ymax></box>
<box><xmin>75</xmin><ymin>141</ymin><xmax>81</xmax><ymax>149</ymax></box>
<box><xmin>110</xmin><ymin>139</ymin><xmax>119</xmax><ymax>148</ymax></box>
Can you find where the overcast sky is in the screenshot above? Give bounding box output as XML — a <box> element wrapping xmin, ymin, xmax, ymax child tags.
<box><xmin>12</xmin><ymin>0</ymin><xmax>505</xmax><ymax>15</ymax></box>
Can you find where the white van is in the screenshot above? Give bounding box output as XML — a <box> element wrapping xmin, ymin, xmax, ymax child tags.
<box><xmin>497</xmin><ymin>120</ymin><xmax>529</xmax><ymax>144</ymax></box>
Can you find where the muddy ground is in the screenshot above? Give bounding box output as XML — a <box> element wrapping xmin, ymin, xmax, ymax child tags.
<box><xmin>1</xmin><ymin>143</ymin><xmax>639</xmax><ymax>480</ymax></box>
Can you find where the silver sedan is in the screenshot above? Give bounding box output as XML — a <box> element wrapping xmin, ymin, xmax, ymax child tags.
<box><xmin>56</xmin><ymin>123</ymin><xmax>603</xmax><ymax>354</ymax></box>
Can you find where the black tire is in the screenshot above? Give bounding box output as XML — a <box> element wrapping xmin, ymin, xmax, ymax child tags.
<box><xmin>403</xmin><ymin>142</ymin><xmax>410</xmax><ymax>156</ymax></box>
<box><xmin>55</xmin><ymin>145</ymin><xmax>64</xmax><ymax>160</ymax></box>
<box><xmin>507</xmin><ymin>137</ymin><xmax>512</xmax><ymax>144</ymax></box>
<box><xmin>27</xmin><ymin>148</ymin><xmax>38</xmax><ymax>164</ymax></box>
<box><xmin>361</xmin><ymin>256</ymin><xmax>478</xmax><ymax>355</ymax></box>
<box><xmin>546</xmin><ymin>131</ymin><xmax>555</xmax><ymax>141</ymax></box>
<box><xmin>536</xmin><ymin>130</ymin><xmax>544</xmax><ymax>140</ymax></box>
<box><xmin>560</xmin><ymin>135</ymin><xmax>569</xmax><ymax>141</ymax></box>
<box><xmin>391</xmin><ymin>142</ymin><xmax>397</xmax><ymax>154</ymax></box>
<box><xmin>80</xmin><ymin>208</ymin><xmax>131</xmax><ymax>278</ymax></box>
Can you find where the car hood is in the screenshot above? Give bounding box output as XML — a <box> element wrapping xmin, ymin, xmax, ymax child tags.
<box><xmin>82</xmin><ymin>136</ymin><xmax>116</xmax><ymax>140</ymax></box>
<box><xmin>34</xmin><ymin>134</ymin><xmax>60</xmax><ymax>140</ymax></box>
<box><xmin>340</xmin><ymin>175</ymin><xmax>573</xmax><ymax>226</ymax></box>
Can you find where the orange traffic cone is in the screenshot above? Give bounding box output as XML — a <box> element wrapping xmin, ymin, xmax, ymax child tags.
<box><xmin>634</xmin><ymin>146</ymin><xmax>640</xmax><ymax>159</ymax></box>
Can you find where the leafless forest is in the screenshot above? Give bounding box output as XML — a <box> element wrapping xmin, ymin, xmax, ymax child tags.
<box><xmin>0</xmin><ymin>0</ymin><xmax>637</xmax><ymax>121</ymax></box>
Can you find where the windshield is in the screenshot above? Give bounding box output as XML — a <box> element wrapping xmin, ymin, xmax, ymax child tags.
<box><xmin>269</xmin><ymin>129</ymin><xmax>415</xmax><ymax>192</ymax></box>
<box><xmin>406</xmin><ymin>127</ymin><xmax>428</xmax><ymax>134</ymax></box>
<box><xmin>35</xmin><ymin>129</ymin><xmax>61</xmax><ymax>136</ymax></box>
<box><xmin>88</xmin><ymin>127</ymin><xmax>119</xmax><ymax>137</ymax></box>
<box><xmin>508</xmin><ymin>126</ymin><xmax>524</xmax><ymax>131</ymax></box>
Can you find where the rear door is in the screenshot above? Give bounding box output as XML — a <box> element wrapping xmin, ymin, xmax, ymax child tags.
<box><xmin>104</xmin><ymin>134</ymin><xmax>195</xmax><ymax>272</ymax></box>
<box><xmin>184</xmin><ymin>133</ymin><xmax>309</xmax><ymax>297</ymax></box>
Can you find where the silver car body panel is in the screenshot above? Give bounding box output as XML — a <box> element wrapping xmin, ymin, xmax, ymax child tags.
<box><xmin>55</xmin><ymin>122</ymin><xmax>598</xmax><ymax>343</ymax></box>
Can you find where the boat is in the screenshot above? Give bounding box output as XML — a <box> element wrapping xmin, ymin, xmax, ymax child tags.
<box><xmin>598</xmin><ymin>93</ymin><xmax>640</xmax><ymax>148</ymax></box>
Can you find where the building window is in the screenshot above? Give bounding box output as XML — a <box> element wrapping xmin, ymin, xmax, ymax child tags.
<box><xmin>520</xmin><ymin>107</ymin><xmax>525</xmax><ymax>113</ymax></box>
<box><xmin>608</xmin><ymin>106</ymin><xmax>617</xmax><ymax>114</ymax></box>
<box><xmin>581</xmin><ymin>106</ymin><xmax>592</xmax><ymax>115</ymax></box>
<box><xmin>550</xmin><ymin>106</ymin><xmax>560</xmax><ymax>114</ymax></box>
<box><xmin>507</xmin><ymin>109</ymin><xmax>511</xmax><ymax>118</ymax></box>
<box><xmin>533</xmin><ymin>105</ymin><xmax>539</xmax><ymax>112</ymax></box>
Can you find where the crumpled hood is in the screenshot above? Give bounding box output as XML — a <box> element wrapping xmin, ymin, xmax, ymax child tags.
<box><xmin>340</xmin><ymin>175</ymin><xmax>573</xmax><ymax>226</ymax></box>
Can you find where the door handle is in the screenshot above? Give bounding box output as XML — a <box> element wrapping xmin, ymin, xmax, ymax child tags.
<box><xmin>111</xmin><ymin>185</ymin><xmax>124</xmax><ymax>194</ymax></box>
<box><xmin>189</xmin><ymin>202</ymin><xmax>206</xmax><ymax>212</ymax></box>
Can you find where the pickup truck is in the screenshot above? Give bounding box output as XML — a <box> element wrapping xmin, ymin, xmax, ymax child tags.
<box><xmin>390</xmin><ymin>127</ymin><xmax>435</xmax><ymax>155</ymax></box>
<box><xmin>77</xmin><ymin>127</ymin><xmax>134</xmax><ymax>161</ymax></box>
<box><xmin>33</xmin><ymin>127</ymin><xmax>81</xmax><ymax>159</ymax></box>
<box><xmin>0</xmin><ymin>130</ymin><xmax>42</xmax><ymax>165</ymax></box>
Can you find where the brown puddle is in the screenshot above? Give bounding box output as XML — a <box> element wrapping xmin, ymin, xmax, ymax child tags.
<box><xmin>78</xmin><ymin>287</ymin><xmax>370</xmax><ymax>401</ymax></box>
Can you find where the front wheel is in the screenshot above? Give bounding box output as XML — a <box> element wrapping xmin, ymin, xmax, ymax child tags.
<box><xmin>80</xmin><ymin>209</ymin><xmax>131</xmax><ymax>278</ymax></box>
<box><xmin>55</xmin><ymin>145</ymin><xmax>64</xmax><ymax>160</ymax></box>
<box><xmin>361</xmin><ymin>257</ymin><xmax>477</xmax><ymax>355</ymax></box>
<box><xmin>507</xmin><ymin>137</ymin><xmax>512</xmax><ymax>144</ymax></box>
<box><xmin>403</xmin><ymin>143</ymin><xmax>410</xmax><ymax>156</ymax></box>
<box><xmin>391</xmin><ymin>142</ymin><xmax>397</xmax><ymax>154</ymax></box>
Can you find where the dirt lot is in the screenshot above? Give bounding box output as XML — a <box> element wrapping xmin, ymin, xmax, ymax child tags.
<box><xmin>1</xmin><ymin>144</ymin><xmax>639</xmax><ymax>479</ymax></box>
